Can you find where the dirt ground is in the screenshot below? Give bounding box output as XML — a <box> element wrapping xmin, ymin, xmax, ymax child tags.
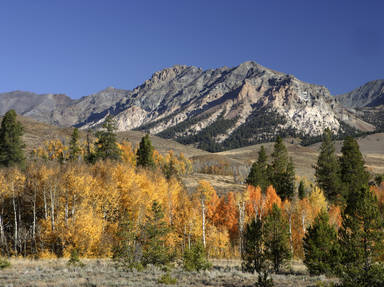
<box><xmin>0</xmin><ymin>258</ymin><xmax>336</xmax><ymax>287</ymax></box>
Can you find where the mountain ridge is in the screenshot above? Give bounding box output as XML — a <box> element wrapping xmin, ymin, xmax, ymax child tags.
<box><xmin>0</xmin><ymin>61</ymin><xmax>380</xmax><ymax>151</ymax></box>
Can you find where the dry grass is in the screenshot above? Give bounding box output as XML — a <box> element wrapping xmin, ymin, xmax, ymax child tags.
<box><xmin>0</xmin><ymin>258</ymin><xmax>337</xmax><ymax>287</ymax></box>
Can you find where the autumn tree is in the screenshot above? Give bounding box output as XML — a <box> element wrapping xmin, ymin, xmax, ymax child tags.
<box><xmin>136</xmin><ymin>134</ymin><xmax>155</xmax><ymax>168</ymax></box>
<box><xmin>338</xmin><ymin>186</ymin><xmax>384</xmax><ymax>286</ymax></box>
<box><xmin>314</xmin><ymin>129</ymin><xmax>341</xmax><ymax>203</ymax></box>
<box><xmin>269</xmin><ymin>137</ymin><xmax>295</xmax><ymax>201</ymax></box>
<box><xmin>0</xmin><ymin>110</ymin><xmax>25</xmax><ymax>168</ymax></box>
<box><xmin>94</xmin><ymin>115</ymin><xmax>122</xmax><ymax>161</ymax></box>
<box><xmin>68</xmin><ymin>128</ymin><xmax>82</xmax><ymax>162</ymax></box>
<box><xmin>339</xmin><ymin>136</ymin><xmax>369</xmax><ymax>201</ymax></box>
<box><xmin>246</xmin><ymin>146</ymin><xmax>269</xmax><ymax>190</ymax></box>
<box><xmin>264</xmin><ymin>203</ymin><xmax>291</xmax><ymax>273</ymax></box>
<box><xmin>303</xmin><ymin>209</ymin><xmax>340</xmax><ymax>275</ymax></box>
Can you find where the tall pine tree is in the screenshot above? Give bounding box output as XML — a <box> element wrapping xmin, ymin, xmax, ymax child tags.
<box><xmin>338</xmin><ymin>186</ymin><xmax>384</xmax><ymax>286</ymax></box>
<box><xmin>94</xmin><ymin>115</ymin><xmax>122</xmax><ymax>161</ymax></box>
<box><xmin>303</xmin><ymin>209</ymin><xmax>340</xmax><ymax>275</ymax></box>
<box><xmin>314</xmin><ymin>128</ymin><xmax>341</xmax><ymax>203</ymax></box>
<box><xmin>264</xmin><ymin>203</ymin><xmax>291</xmax><ymax>273</ymax></box>
<box><xmin>246</xmin><ymin>146</ymin><xmax>269</xmax><ymax>191</ymax></box>
<box><xmin>0</xmin><ymin>110</ymin><xmax>25</xmax><ymax>168</ymax></box>
<box><xmin>339</xmin><ymin>136</ymin><xmax>369</xmax><ymax>200</ymax></box>
<box><xmin>69</xmin><ymin>128</ymin><xmax>81</xmax><ymax>162</ymax></box>
<box><xmin>136</xmin><ymin>134</ymin><xmax>155</xmax><ymax>168</ymax></box>
<box><xmin>269</xmin><ymin>137</ymin><xmax>295</xmax><ymax>200</ymax></box>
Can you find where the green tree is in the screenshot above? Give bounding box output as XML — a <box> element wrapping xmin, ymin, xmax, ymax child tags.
<box><xmin>94</xmin><ymin>115</ymin><xmax>122</xmax><ymax>161</ymax></box>
<box><xmin>136</xmin><ymin>134</ymin><xmax>155</xmax><ymax>168</ymax></box>
<box><xmin>303</xmin><ymin>209</ymin><xmax>340</xmax><ymax>275</ymax></box>
<box><xmin>246</xmin><ymin>146</ymin><xmax>269</xmax><ymax>191</ymax></box>
<box><xmin>338</xmin><ymin>186</ymin><xmax>384</xmax><ymax>287</ymax></box>
<box><xmin>298</xmin><ymin>180</ymin><xmax>306</xmax><ymax>200</ymax></box>
<box><xmin>264</xmin><ymin>204</ymin><xmax>291</xmax><ymax>273</ymax></box>
<box><xmin>339</xmin><ymin>137</ymin><xmax>369</xmax><ymax>201</ymax></box>
<box><xmin>242</xmin><ymin>218</ymin><xmax>265</xmax><ymax>273</ymax></box>
<box><xmin>113</xmin><ymin>213</ymin><xmax>141</xmax><ymax>270</ymax></box>
<box><xmin>314</xmin><ymin>129</ymin><xmax>341</xmax><ymax>203</ymax></box>
<box><xmin>140</xmin><ymin>201</ymin><xmax>173</xmax><ymax>266</ymax></box>
<box><xmin>0</xmin><ymin>110</ymin><xmax>25</xmax><ymax>168</ymax></box>
<box><xmin>68</xmin><ymin>128</ymin><xmax>81</xmax><ymax>162</ymax></box>
<box><xmin>269</xmin><ymin>137</ymin><xmax>295</xmax><ymax>200</ymax></box>
<box><xmin>183</xmin><ymin>242</ymin><xmax>211</xmax><ymax>271</ymax></box>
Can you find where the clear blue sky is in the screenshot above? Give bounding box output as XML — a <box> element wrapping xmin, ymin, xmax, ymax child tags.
<box><xmin>0</xmin><ymin>0</ymin><xmax>383</xmax><ymax>99</ymax></box>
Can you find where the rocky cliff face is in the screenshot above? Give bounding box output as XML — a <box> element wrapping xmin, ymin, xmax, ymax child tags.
<box><xmin>336</xmin><ymin>80</ymin><xmax>384</xmax><ymax>132</ymax></box>
<box><xmin>336</xmin><ymin>79</ymin><xmax>384</xmax><ymax>108</ymax></box>
<box><xmin>0</xmin><ymin>61</ymin><xmax>377</xmax><ymax>151</ymax></box>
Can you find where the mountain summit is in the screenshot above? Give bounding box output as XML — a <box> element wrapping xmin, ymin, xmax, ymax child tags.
<box><xmin>0</xmin><ymin>61</ymin><xmax>377</xmax><ymax>151</ymax></box>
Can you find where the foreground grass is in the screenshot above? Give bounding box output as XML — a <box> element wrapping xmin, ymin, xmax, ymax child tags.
<box><xmin>0</xmin><ymin>258</ymin><xmax>335</xmax><ymax>287</ymax></box>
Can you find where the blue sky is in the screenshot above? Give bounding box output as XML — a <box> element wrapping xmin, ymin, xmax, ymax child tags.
<box><xmin>0</xmin><ymin>0</ymin><xmax>383</xmax><ymax>99</ymax></box>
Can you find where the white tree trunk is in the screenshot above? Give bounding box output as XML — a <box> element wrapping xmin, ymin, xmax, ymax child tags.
<box><xmin>201</xmin><ymin>199</ymin><xmax>206</xmax><ymax>248</ymax></box>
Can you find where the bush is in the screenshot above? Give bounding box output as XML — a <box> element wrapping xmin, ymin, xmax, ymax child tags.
<box><xmin>158</xmin><ymin>272</ymin><xmax>177</xmax><ymax>285</ymax></box>
<box><xmin>0</xmin><ymin>257</ymin><xmax>10</xmax><ymax>269</ymax></box>
<box><xmin>67</xmin><ymin>249</ymin><xmax>85</xmax><ymax>267</ymax></box>
<box><xmin>256</xmin><ymin>271</ymin><xmax>274</xmax><ymax>287</ymax></box>
<box><xmin>183</xmin><ymin>243</ymin><xmax>211</xmax><ymax>271</ymax></box>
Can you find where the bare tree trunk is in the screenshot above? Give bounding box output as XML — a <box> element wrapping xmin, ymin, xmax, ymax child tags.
<box><xmin>32</xmin><ymin>188</ymin><xmax>37</xmax><ymax>252</ymax></box>
<box><xmin>12</xmin><ymin>183</ymin><xmax>18</xmax><ymax>255</ymax></box>
<box><xmin>201</xmin><ymin>199</ymin><xmax>206</xmax><ymax>248</ymax></box>
<box><xmin>238</xmin><ymin>201</ymin><xmax>245</xmax><ymax>257</ymax></box>
<box><xmin>50</xmin><ymin>185</ymin><xmax>56</xmax><ymax>231</ymax></box>
<box><xmin>43</xmin><ymin>188</ymin><xmax>48</xmax><ymax>220</ymax></box>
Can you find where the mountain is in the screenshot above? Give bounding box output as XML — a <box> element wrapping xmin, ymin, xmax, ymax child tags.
<box><xmin>0</xmin><ymin>61</ymin><xmax>377</xmax><ymax>151</ymax></box>
<box><xmin>336</xmin><ymin>79</ymin><xmax>384</xmax><ymax>108</ymax></box>
<box><xmin>336</xmin><ymin>80</ymin><xmax>384</xmax><ymax>132</ymax></box>
<box><xmin>0</xmin><ymin>91</ymin><xmax>72</xmax><ymax>125</ymax></box>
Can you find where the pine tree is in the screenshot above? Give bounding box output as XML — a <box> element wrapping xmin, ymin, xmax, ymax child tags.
<box><xmin>136</xmin><ymin>134</ymin><xmax>155</xmax><ymax>168</ymax></box>
<box><xmin>339</xmin><ymin>137</ymin><xmax>369</xmax><ymax>200</ymax></box>
<box><xmin>69</xmin><ymin>128</ymin><xmax>81</xmax><ymax>162</ymax></box>
<box><xmin>303</xmin><ymin>209</ymin><xmax>340</xmax><ymax>275</ymax></box>
<box><xmin>0</xmin><ymin>110</ymin><xmax>25</xmax><ymax>168</ymax></box>
<box><xmin>246</xmin><ymin>146</ymin><xmax>269</xmax><ymax>191</ymax></box>
<box><xmin>314</xmin><ymin>129</ymin><xmax>341</xmax><ymax>203</ymax></box>
<box><xmin>269</xmin><ymin>137</ymin><xmax>295</xmax><ymax>201</ymax></box>
<box><xmin>140</xmin><ymin>201</ymin><xmax>173</xmax><ymax>266</ymax></box>
<box><xmin>298</xmin><ymin>180</ymin><xmax>306</xmax><ymax>200</ymax></box>
<box><xmin>242</xmin><ymin>218</ymin><xmax>265</xmax><ymax>273</ymax></box>
<box><xmin>264</xmin><ymin>203</ymin><xmax>291</xmax><ymax>273</ymax></box>
<box><xmin>94</xmin><ymin>115</ymin><xmax>122</xmax><ymax>161</ymax></box>
<box><xmin>338</xmin><ymin>186</ymin><xmax>384</xmax><ymax>286</ymax></box>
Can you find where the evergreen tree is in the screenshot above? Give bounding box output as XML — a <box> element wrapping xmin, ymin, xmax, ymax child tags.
<box><xmin>246</xmin><ymin>146</ymin><xmax>269</xmax><ymax>190</ymax></box>
<box><xmin>183</xmin><ymin>242</ymin><xmax>211</xmax><ymax>271</ymax></box>
<box><xmin>339</xmin><ymin>137</ymin><xmax>369</xmax><ymax>200</ymax></box>
<box><xmin>136</xmin><ymin>134</ymin><xmax>155</xmax><ymax>168</ymax></box>
<box><xmin>314</xmin><ymin>129</ymin><xmax>341</xmax><ymax>203</ymax></box>
<box><xmin>140</xmin><ymin>201</ymin><xmax>173</xmax><ymax>266</ymax></box>
<box><xmin>242</xmin><ymin>218</ymin><xmax>265</xmax><ymax>273</ymax></box>
<box><xmin>113</xmin><ymin>213</ymin><xmax>141</xmax><ymax>270</ymax></box>
<box><xmin>264</xmin><ymin>204</ymin><xmax>291</xmax><ymax>273</ymax></box>
<box><xmin>303</xmin><ymin>209</ymin><xmax>340</xmax><ymax>275</ymax></box>
<box><xmin>338</xmin><ymin>186</ymin><xmax>384</xmax><ymax>286</ymax></box>
<box><xmin>68</xmin><ymin>128</ymin><xmax>81</xmax><ymax>162</ymax></box>
<box><xmin>0</xmin><ymin>110</ymin><xmax>25</xmax><ymax>168</ymax></box>
<box><xmin>298</xmin><ymin>180</ymin><xmax>306</xmax><ymax>200</ymax></box>
<box><xmin>94</xmin><ymin>115</ymin><xmax>122</xmax><ymax>161</ymax></box>
<box><xmin>269</xmin><ymin>137</ymin><xmax>295</xmax><ymax>200</ymax></box>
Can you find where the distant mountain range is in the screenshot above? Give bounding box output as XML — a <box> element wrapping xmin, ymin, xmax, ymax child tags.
<box><xmin>0</xmin><ymin>61</ymin><xmax>382</xmax><ymax>151</ymax></box>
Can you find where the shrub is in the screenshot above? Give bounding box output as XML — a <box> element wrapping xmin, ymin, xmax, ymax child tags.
<box><xmin>67</xmin><ymin>249</ymin><xmax>85</xmax><ymax>267</ymax></box>
<box><xmin>183</xmin><ymin>243</ymin><xmax>211</xmax><ymax>271</ymax></box>
<box><xmin>0</xmin><ymin>257</ymin><xmax>10</xmax><ymax>269</ymax></box>
<box><xmin>158</xmin><ymin>272</ymin><xmax>177</xmax><ymax>285</ymax></box>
